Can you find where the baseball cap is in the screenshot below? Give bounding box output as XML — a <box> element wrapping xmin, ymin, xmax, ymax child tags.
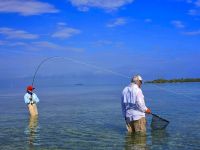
<box><xmin>26</xmin><ymin>85</ymin><xmax>35</xmax><ymax>91</ymax></box>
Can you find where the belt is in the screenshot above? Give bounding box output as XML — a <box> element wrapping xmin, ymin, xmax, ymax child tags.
<box><xmin>27</xmin><ymin>101</ymin><xmax>36</xmax><ymax>105</ymax></box>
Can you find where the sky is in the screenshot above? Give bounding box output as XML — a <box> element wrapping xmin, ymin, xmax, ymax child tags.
<box><xmin>0</xmin><ymin>0</ymin><xmax>200</xmax><ymax>82</ymax></box>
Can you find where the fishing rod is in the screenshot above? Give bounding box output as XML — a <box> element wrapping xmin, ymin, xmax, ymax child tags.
<box><xmin>32</xmin><ymin>57</ymin><xmax>56</xmax><ymax>86</ymax></box>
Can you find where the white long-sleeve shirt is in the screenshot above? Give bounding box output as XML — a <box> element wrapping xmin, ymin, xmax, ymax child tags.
<box><xmin>24</xmin><ymin>93</ymin><xmax>39</xmax><ymax>104</ymax></box>
<box><xmin>121</xmin><ymin>83</ymin><xmax>148</xmax><ymax>122</ymax></box>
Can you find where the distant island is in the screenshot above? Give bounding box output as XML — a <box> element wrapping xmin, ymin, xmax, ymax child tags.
<box><xmin>146</xmin><ymin>78</ymin><xmax>200</xmax><ymax>83</ymax></box>
<box><xmin>74</xmin><ymin>83</ymin><xmax>84</xmax><ymax>86</ymax></box>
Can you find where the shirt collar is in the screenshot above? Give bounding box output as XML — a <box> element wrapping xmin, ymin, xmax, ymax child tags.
<box><xmin>130</xmin><ymin>83</ymin><xmax>139</xmax><ymax>88</ymax></box>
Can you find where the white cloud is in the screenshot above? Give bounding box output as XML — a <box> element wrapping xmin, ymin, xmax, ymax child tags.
<box><xmin>107</xmin><ymin>18</ymin><xmax>127</xmax><ymax>27</ymax></box>
<box><xmin>91</xmin><ymin>40</ymin><xmax>124</xmax><ymax>49</ymax></box>
<box><xmin>32</xmin><ymin>41</ymin><xmax>63</xmax><ymax>49</ymax></box>
<box><xmin>188</xmin><ymin>9</ymin><xmax>200</xmax><ymax>15</ymax></box>
<box><xmin>52</xmin><ymin>27</ymin><xmax>81</xmax><ymax>39</ymax></box>
<box><xmin>144</xmin><ymin>18</ymin><xmax>152</xmax><ymax>23</ymax></box>
<box><xmin>0</xmin><ymin>27</ymin><xmax>39</xmax><ymax>39</ymax></box>
<box><xmin>0</xmin><ymin>0</ymin><xmax>58</xmax><ymax>16</ymax></box>
<box><xmin>188</xmin><ymin>9</ymin><xmax>198</xmax><ymax>15</ymax></box>
<box><xmin>195</xmin><ymin>0</ymin><xmax>200</xmax><ymax>6</ymax></box>
<box><xmin>185</xmin><ymin>0</ymin><xmax>200</xmax><ymax>16</ymax></box>
<box><xmin>171</xmin><ymin>20</ymin><xmax>185</xmax><ymax>28</ymax></box>
<box><xmin>0</xmin><ymin>40</ymin><xmax>28</xmax><ymax>47</ymax></box>
<box><xmin>31</xmin><ymin>41</ymin><xmax>84</xmax><ymax>51</ymax></box>
<box><xmin>0</xmin><ymin>40</ymin><xmax>84</xmax><ymax>52</ymax></box>
<box><xmin>182</xmin><ymin>30</ymin><xmax>200</xmax><ymax>35</ymax></box>
<box><xmin>186</xmin><ymin>0</ymin><xmax>193</xmax><ymax>3</ymax></box>
<box><xmin>68</xmin><ymin>0</ymin><xmax>134</xmax><ymax>11</ymax></box>
<box><xmin>184</xmin><ymin>0</ymin><xmax>200</xmax><ymax>6</ymax></box>
<box><xmin>57</xmin><ymin>22</ymin><xmax>68</xmax><ymax>26</ymax></box>
<box><xmin>186</xmin><ymin>0</ymin><xmax>200</xmax><ymax>16</ymax></box>
<box><xmin>9</xmin><ymin>42</ymin><xmax>27</xmax><ymax>46</ymax></box>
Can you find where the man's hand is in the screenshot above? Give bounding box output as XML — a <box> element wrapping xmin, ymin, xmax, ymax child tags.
<box><xmin>29</xmin><ymin>97</ymin><xmax>34</xmax><ymax>105</ymax></box>
<box><xmin>145</xmin><ymin>108</ymin><xmax>151</xmax><ymax>114</ymax></box>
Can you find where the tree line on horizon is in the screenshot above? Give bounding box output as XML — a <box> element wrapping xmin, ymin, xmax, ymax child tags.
<box><xmin>146</xmin><ymin>78</ymin><xmax>200</xmax><ymax>83</ymax></box>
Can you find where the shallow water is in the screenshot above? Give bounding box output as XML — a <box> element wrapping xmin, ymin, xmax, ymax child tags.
<box><xmin>0</xmin><ymin>83</ymin><xmax>200</xmax><ymax>150</ymax></box>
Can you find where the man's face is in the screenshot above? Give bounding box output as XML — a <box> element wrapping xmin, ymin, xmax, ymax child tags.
<box><xmin>28</xmin><ymin>90</ymin><xmax>33</xmax><ymax>93</ymax></box>
<box><xmin>137</xmin><ymin>80</ymin><xmax>142</xmax><ymax>88</ymax></box>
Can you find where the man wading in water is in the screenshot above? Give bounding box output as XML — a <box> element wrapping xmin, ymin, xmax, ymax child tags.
<box><xmin>24</xmin><ymin>86</ymin><xmax>40</xmax><ymax>116</ymax></box>
<box><xmin>121</xmin><ymin>75</ymin><xmax>151</xmax><ymax>134</ymax></box>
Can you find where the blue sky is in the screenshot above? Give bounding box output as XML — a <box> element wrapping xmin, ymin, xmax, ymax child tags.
<box><xmin>0</xmin><ymin>0</ymin><xmax>200</xmax><ymax>81</ymax></box>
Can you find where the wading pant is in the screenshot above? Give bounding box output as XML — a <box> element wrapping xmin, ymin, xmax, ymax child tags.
<box><xmin>128</xmin><ymin>117</ymin><xmax>146</xmax><ymax>133</ymax></box>
<box><xmin>28</xmin><ymin>103</ymin><xmax>38</xmax><ymax>116</ymax></box>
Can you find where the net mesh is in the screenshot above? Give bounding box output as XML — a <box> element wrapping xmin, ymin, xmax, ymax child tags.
<box><xmin>151</xmin><ymin>114</ymin><xmax>169</xmax><ymax>130</ymax></box>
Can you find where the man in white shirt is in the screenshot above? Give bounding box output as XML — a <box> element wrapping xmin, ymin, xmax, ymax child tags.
<box><xmin>24</xmin><ymin>85</ymin><xmax>39</xmax><ymax>116</ymax></box>
<box><xmin>121</xmin><ymin>75</ymin><xmax>151</xmax><ymax>133</ymax></box>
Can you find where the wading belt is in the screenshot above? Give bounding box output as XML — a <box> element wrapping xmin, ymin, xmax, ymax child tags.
<box><xmin>27</xmin><ymin>92</ymin><xmax>35</xmax><ymax>105</ymax></box>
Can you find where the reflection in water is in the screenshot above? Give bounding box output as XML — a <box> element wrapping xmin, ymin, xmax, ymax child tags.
<box><xmin>124</xmin><ymin>130</ymin><xmax>170</xmax><ymax>150</ymax></box>
<box><xmin>124</xmin><ymin>133</ymin><xmax>149</xmax><ymax>150</ymax></box>
<box><xmin>24</xmin><ymin>116</ymin><xmax>40</xmax><ymax>149</ymax></box>
<box><xmin>151</xmin><ymin>130</ymin><xmax>169</xmax><ymax>146</ymax></box>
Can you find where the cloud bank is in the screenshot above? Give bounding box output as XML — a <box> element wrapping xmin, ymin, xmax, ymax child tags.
<box><xmin>171</xmin><ymin>20</ymin><xmax>185</xmax><ymax>28</ymax></box>
<box><xmin>0</xmin><ymin>0</ymin><xmax>58</xmax><ymax>16</ymax></box>
<box><xmin>107</xmin><ymin>18</ymin><xmax>127</xmax><ymax>27</ymax></box>
<box><xmin>0</xmin><ymin>27</ymin><xmax>39</xmax><ymax>39</ymax></box>
<box><xmin>52</xmin><ymin>26</ymin><xmax>81</xmax><ymax>39</ymax></box>
<box><xmin>68</xmin><ymin>0</ymin><xmax>134</xmax><ymax>11</ymax></box>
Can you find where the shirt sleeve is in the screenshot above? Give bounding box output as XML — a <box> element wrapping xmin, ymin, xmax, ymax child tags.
<box><xmin>135</xmin><ymin>90</ymin><xmax>147</xmax><ymax>113</ymax></box>
<box><xmin>24</xmin><ymin>94</ymin><xmax>30</xmax><ymax>104</ymax></box>
<box><xmin>33</xmin><ymin>93</ymin><xmax>39</xmax><ymax>103</ymax></box>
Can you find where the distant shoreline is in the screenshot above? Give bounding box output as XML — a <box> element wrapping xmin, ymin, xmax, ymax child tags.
<box><xmin>146</xmin><ymin>78</ymin><xmax>200</xmax><ymax>83</ymax></box>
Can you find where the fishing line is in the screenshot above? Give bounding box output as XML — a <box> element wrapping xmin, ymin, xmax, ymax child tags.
<box><xmin>146</xmin><ymin>83</ymin><xmax>197</xmax><ymax>100</ymax></box>
<box><xmin>31</xmin><ymin>56</ymin><xmax>129</xmax><ymax>87</ymax></box>
<box><xmin>31</xmin><ymin>56</ymin><xmax>197</xmax><ymax>100</ymax></box>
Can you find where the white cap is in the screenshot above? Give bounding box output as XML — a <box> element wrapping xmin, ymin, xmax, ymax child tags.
<box><xmin>133</xmin><ymin>75</ymin><xmax>143</xmax><ymax>82</ymax></box>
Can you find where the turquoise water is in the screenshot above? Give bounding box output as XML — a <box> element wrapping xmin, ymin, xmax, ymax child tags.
<box><xmin>0</xmin><ymin>83</ymin><xmax>200</xmax><ymax>149</ymax></box>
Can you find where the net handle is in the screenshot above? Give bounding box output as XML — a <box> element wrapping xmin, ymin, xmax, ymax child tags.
<box><xmin>150</xmin><ymin>113</ymin><xmax>170</xmax><ymax>123</ymax></box>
